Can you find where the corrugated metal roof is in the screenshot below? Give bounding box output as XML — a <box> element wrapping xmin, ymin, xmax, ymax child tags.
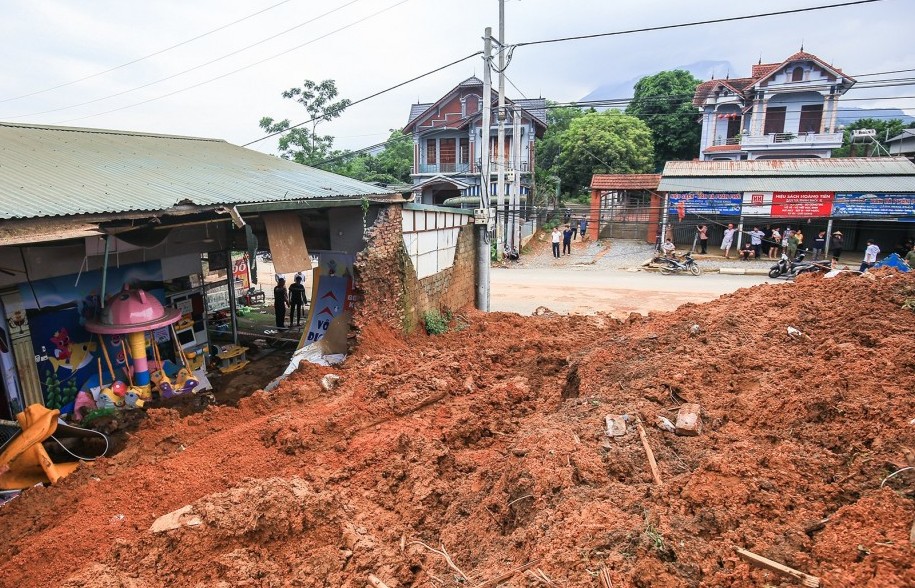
<box><xmin>662</xmin><ymin>157</ymin><xmax>915</xmax><ymax>176</ymax></box>
<box><xmin>590</xmin><ymin>174</ymin><xmax>660</xmax><ymax>190</ymax></box>
<box><xmin>0</xmin><ymin>122</ymin><xmax>392</xmax><ymax>220</ymax></box>
<box><xmin>658</xmin><ymin>176</ymin><xmax>915</xmax><ymax>193</ymax></box>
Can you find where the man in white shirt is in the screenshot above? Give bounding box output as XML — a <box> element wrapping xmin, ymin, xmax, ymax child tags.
<box><xmin>859</xmin><ymin>239</ymin><xmax>880</xmax><ymax>272</ymax></box>
<box><xmin>748</xmin><ymin>226</ymin><xmax>765</xmax><ymax>260</ymax></box>
<box><xmin>551</xmin><ymin>227</ymin><xmax>562</xmax><ymax>258</ymax></box>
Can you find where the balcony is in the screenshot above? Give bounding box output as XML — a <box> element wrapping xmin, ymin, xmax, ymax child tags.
<box><xmin>418</xmin><ymin>162</ymin><xmax>472</xmax><ymax>174</ymax></box>
<box><xmin>740</xmin><ymin>132</ymin><xmax>844</xmax><ymax>150</ymax></box>
<box><xmin>476</xmin><ymin>159</ymin><xmax>531</xmax><ymax>173</ymax></box>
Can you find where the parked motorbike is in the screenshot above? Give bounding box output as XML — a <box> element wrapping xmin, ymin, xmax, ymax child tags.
<box><xmin>653</xmin><ymin>252</ymin><xmax>702</xmax><ymax>276</ymax></box>
<box><xmin>768</xmin><ymin>250</ymin><xmax>830</xmax><ymax>279</ymax></box>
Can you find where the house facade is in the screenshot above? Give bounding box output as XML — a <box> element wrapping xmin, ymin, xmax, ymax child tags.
<box><xmin>694</xmin><ymin>51</ymin><xmax>856</xmax><ymax>161</ymax></box>
<box><xmin>403</xmin><ymin>77</ymin><xmax>547</xmax><ymax>205</ymax></box>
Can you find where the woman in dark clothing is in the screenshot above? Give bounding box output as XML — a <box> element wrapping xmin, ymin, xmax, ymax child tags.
<box><xmin>830</xmin><ymin>231</ymin><xmax>844</xmax><ymax>263</ymax></box>
<box><xmin>273</xmin><ymin>278</ymin><xmax>288</xmax><ymax>329</ymax></box>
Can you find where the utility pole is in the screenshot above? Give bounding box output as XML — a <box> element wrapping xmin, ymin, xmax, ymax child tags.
<box><xmin>511</xmin><ymin>104</ymin><xmax>522</xmax><ymax>253</ymax></box>
<box><xmin>475</xmin><ymin>27</ymin><xmax>493</xmax><ymax>311</ymax></box>
<box><xmin>495</xmin><ymin>0</ymin><xmax>506</xmax><ymax>258</ymax></box>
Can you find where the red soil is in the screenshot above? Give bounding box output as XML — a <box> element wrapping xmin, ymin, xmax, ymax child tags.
<box><xmin>1</xmin><ymin>270</ymin><xmax>914</xmax><ymax>587</ymax></box>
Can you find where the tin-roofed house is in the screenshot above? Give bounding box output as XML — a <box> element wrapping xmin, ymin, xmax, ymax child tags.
<box><xmin>0</xmin><ymin>122</ymin><xmax>476</xmax><ymax>420</ymax></box>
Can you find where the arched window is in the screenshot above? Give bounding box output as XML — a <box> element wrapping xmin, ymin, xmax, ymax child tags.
<box><xmin>791</xmin><ymin>67</ymin><xmax>804</xmax><ymax>82</ymax></box>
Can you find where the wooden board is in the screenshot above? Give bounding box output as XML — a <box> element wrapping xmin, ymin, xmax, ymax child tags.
<box><xmin>262</xmin><ymin>213</ymin><xmax>312</xmax><ymax>274</ymax></box>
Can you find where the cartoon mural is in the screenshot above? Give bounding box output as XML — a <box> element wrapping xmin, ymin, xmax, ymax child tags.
<box><xmin>15</xmin><ymin>261</ymin><xmax>164</xmax><ymax>412</ymax></box>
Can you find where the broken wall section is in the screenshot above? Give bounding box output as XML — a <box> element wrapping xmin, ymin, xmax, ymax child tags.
<box><xmin>353</xmin><ymin>204</ymin><xmax>475</xmax><ymax>337</ymax></box>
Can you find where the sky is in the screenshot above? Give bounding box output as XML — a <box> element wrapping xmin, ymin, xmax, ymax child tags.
<box><xmin>1</xmin><ymin>0</ymin><xmax>913</xmax><ymax>156</ymax></box>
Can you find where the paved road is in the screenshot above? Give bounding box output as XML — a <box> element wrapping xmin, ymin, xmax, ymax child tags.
<box><xmin>490</xmin><ymin>267</ymin><xmax>777</xmax><ymax>317</ymax></box>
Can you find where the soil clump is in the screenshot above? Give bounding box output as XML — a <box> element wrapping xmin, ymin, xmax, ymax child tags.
<box><xmin>1</xmin><ymin>270</ymin><xmax>914</xmax><ymax>587</ymax></box>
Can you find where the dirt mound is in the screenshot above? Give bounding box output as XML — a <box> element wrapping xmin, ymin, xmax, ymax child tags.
<box><xmin>2</xmin><ymin>271</ymin><xmax>914</xmax><ymax>587</ymax></box>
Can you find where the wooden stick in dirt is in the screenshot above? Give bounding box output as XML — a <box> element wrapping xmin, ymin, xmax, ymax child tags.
<box><xmin>598</xmin><ymin>565</ymin><xmax>614</xmax><ymax>588</ymax></box>
<box><xmin>473</xmin><ymin>561</ymin><xmax>538</xmax><ymax>588</ymax></box>
<box><xmin>735</xmin><ymin>547</ymin><xmax>820</xmax><ymax>587</ymax></box>
<box><xmin>636</xmin><ymin>418</ymin><xmax>663</xmax><ymax>485</ymax></box>
<box><xmin>367</xmin><ymin>574</ymin><xmax>391</xmax><ymax>588</ymax></box>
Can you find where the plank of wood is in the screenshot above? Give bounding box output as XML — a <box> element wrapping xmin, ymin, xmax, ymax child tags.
<box><xmin>635</xmin><ymin>419</ymin><xmax>662</xmax><ymax>485</ymax></box>
<box><xmin>735</xmin><ymin>547</ymin><xmax>820</xmax><ymax>587</ymax></box>
<box><xmin>368</xmin><ymin>573</ymin><xmax>391</xmax><ymax>588</ymax></box>
<box><xmin>149</xmin><ymin>505</ymin><xmax>203</xmax><ymax>533</ymax></box>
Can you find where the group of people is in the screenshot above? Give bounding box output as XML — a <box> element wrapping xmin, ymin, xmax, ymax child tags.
<box><xmin>551</xmin><ymin>218</ymin><xmax>588</xmax><ymax>258</ymax></box>
<box><xmin>273</xmin><ymin>273</ymin><xmax>308</xmax><ymax>329</ymax></box>
<box><xmin>709</xmin><ymin>223</ymin><xmax>847</xmax><ymax>263</ymax></box>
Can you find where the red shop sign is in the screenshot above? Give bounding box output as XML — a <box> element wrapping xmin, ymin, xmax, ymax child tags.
<box><xmin>771</xmin><ymin>192</ymin><xmax>834</xmax><ymax>217</ymax></box>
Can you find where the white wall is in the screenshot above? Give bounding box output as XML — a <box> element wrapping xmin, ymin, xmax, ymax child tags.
<box><xmin>402</xmin><ymin>208</ymin><xmax>471</xmax><ymax>279</ymax></box>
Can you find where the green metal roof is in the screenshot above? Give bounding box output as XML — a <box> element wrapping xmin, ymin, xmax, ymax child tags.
<box><xmin>0</xmin><ymin>122</ymin><xmax>393</xmax><ymax>220</ymax></box>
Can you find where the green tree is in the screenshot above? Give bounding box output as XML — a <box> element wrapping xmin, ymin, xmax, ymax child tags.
<box><xmin>322</xmin><ymin>129</ymin><xmax>413</xmax><ymax>185</ymax></box>
<box><xmin>259</xmin><ymin>79</ymin><xmax>351</xmax><ymax>166</ymax></box>
<box><xmin>626</xmin><ymin>70</ymin><xmax>703</xmax><ymax>170</ymax></box>
<box><xmin>832</xmin><ymin>117</ymin><xmax>915</xmax><ymax>157</ymax></box>
<box><xmin>555</xmin><ymin>110</ymin><xmax>654</xmax><ymax>194</ymax></box>
<box><xmin>534</xmin><ymin>103</ymin><xmax>591</xmax><ymax>202</ymax></box>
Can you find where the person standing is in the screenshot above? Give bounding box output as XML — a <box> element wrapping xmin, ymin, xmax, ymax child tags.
<box><xmin>579</xmin><ymin>218</ymin><xmax>588</xmax><ymax>239</ymax></box>
<box><xmin>697</xmin><ymin>225</ymin><xmax>708</xmax><ymax>254</ymax></box>
<box><xmin>769</xmin><ymin>227</ymin><xmax>781</xmax><ymax>259</ymax></box>
<box><xmin>812</xmin><ymin>231</ymin><xmax>827</xmax><ymax>261</ymax></box>
<box><xmin>571</xmin><ymin>219</ymin><xmax>579</xmax><ymax>240</ymax></box>
<box><xmin>288</xmin><ymin>275</ymin><xmax>307</xmax><ymax>327</ymax></box>
<box><xmin>830</xmin><ymin>231</ymin><xmax>844</xmax><ymax>263</ymax></box>
<box><xmin>859</xmin><ymin>239</ymin><xmax>880</xmax><ymax>272</ymax></box>
<box><xmin>787</xmin><ymin>230</ymin><xmax>800</xmax><ymax>260</ymax></box>
<box><xmin>551</xmin><ymin>226</ymin><xmax>561</xmax><ymax>258</ymax></box>
<box><xmin>748</xmin><ymin>226</ymin><xmax>765</xmax><ymax>260</ymax></box>
<box><xmin>562</xmin><ymin>225</ymin><xmax>573</xmax><ymax>255</ymax></box>
<box><xmin>905</xmin><ymin>242</ymin><xmax>915</xmax><ymax>268</ymax></box>
<box><xmin>273</xmin><ymin>278</ymin><xmax>288</xmax><ymax>329</ymax></box>
<box><xmin>720</xmin><ymin>223</ymin><xmax>736</xmax><ymax>258</ymax></box>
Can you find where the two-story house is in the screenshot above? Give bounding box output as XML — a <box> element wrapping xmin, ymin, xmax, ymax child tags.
<box><xmin>694</xmin><ymin>50</ymin><xmax>856</xmax><ymax>161</ymax></box>
<box><xmin>403</xmin><ymin>76</ymin><xmax>547</xmax><ymax>205</ymax></box>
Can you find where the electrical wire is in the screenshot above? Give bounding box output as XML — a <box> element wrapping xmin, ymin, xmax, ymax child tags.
<box><xmin>50</xmin><ymin>0</ymin><xmax>412</xmax><ymax>125</ymax></box>
<box><xmin>0</xmin><ymin>0</ymin><xmax>298</xmax><ymax>105</ymax></box>
<box><xmin>511</xmin><ymin>0</ymin><xmax>889</xmax><ymax>49</ymax></box>
<box><xmin>4</xmin><ymin>0</ymin><xmax>369</xmax><ymax>120</ymax></box>
<box><xmin>243</xmin><ymin>50</ymin><xmax>483</xmax><ymax>146</ymax></box>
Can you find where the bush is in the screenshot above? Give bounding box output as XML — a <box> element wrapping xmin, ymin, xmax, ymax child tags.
<box><xmin>422</xmin><ymin>309</ymin><xmax>451</xmax><ymax>335</ymax></box>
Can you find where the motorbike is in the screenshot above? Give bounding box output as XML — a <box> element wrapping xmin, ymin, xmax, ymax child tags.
<box><xmin>653</xmin><ymin>251</ymin><xmax>702</xmax><ymax>276</ymax></box>
<box><xmin>768</xmin><ymin>250</ymin><xmax>830</xmax><ymax>279</ymax></box>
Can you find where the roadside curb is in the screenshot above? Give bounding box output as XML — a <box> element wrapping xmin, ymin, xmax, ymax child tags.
<box><xmin>718</xmin><ymin>267</ymin><xmax>770</xmax><ymax>275</ymax></box>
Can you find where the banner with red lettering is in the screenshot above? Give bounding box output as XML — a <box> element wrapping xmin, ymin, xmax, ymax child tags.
<box><xmin>770</xmin><ymin>192</ymin><xmax>834</xmax><ymax>217</ymax></box>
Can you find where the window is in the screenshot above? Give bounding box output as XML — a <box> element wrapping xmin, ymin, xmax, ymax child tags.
<box><xmin>799</xmin><ymin>104</ymin><xmax>823</xmax><ymax>134</ymax></box>
<box><xmin>459</xmin><ymin>138</ymin><xmax>469</xmax><ymax>164</ymax></box>
<box><xmin>426</xmin><ymin>139</ymin><xmax>436</xmax><ymax>165</ymax></box>
<box><xmin>763</xmin><ymin>107</ymin><xmax>787</xmax><ymax>135</ymax></box>
<box><xmin>440</xmin><ymin>138</ymin><xmax>456</xmax><ymax>167</ymax></box>
<box><xmin>792</xmin><ymin>67</ymin><xmax>804</xmax><ymax>82</ymax></box>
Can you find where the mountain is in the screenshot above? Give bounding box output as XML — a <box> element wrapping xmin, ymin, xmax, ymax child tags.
<box><xmin>580</xmin><ymin>60</ymin><xmax>732</xmax><ymax>103</ymax></box>
<box><xmin>835</xmin><ymin>107</ymin><xmax>915</xmax><ymax>126</ymax></box>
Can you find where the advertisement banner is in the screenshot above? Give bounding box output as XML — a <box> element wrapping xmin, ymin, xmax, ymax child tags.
<box><xmin>231</xmin><ymin>253</ymin><xmax>250</xmax><ymax>290</ymax></box>
<box><xmin>771</xmin><ymin>192</ymin><xmax>834</xmax><ymax>217</ymax></box>
<box><xmin>742</xmin><ymin>192</ymin><xmax>773</xmax><ymax>216</ymax></box>
<box><xmin>668</xmin><ymin>192</ymin><xmax>742</xmax><ymax>216</ymax></box>
<box><xmin>832</xmin><ymin>193</ymin><xmax>915</xmax><ymax>218</ymax></box>
<box><xmin>299</xmin><ymin>251</ymin><xmax>355</xmax><ymax>348</ymax></box>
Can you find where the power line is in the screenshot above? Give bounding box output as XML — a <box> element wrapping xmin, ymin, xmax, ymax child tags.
<box><xmin>242</xmin><ymin>51</ymin><xmax>483</xmax><ymax>146</ymax></box>
<box><xmin>4</xmin><ymin>0</ymin><xmax>371</xmax><ymax>120</ymax></box>
<box><xmin>512</xmin><ymin>0</ymin><xmax>889</xmax><ymax>49</ymax></box>
<box><xmin>0</xmin><ymin>0</ymin><xmax>298</xmax><ymax>105</ymax></box>
<box><xmin>52</xmin><ymin>0</ymin><xmax>412</xmax><ymax>125</ymax></box>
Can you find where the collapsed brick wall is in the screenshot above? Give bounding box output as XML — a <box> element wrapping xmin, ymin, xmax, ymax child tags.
<box><xmin>353</xmin><ymin>205</ymin><xmax>406</xmax><ymax>335</ymax></box>
<box><xmin>401</xmin><ymin>223</ymin><xmax>475</xmax><ymax>331</ymax></box>
<box><xmin>353</xmin><ymin>204</ymin><xmax>476</xmax><ymax>338</ymax></box>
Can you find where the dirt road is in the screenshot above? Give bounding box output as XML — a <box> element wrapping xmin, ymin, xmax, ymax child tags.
<box><xmin>491</xmin><ymin>267</ymin><xmax>774</xmax><ymax>316</ymax></box>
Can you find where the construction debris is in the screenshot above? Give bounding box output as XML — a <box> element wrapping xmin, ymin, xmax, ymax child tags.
<box><xmin>604</xmin><ymin>414</ymin><xmax>628</xmax><ymax>437</ymax></box>
<box><xmin>674</xmin><ymin>403</ymin><xmax>702</xmax><ymax>436</ymax></box>
<box><xmin>636</xmin><ymin>418</ymin><xmax>663</xmax><ymax>485</ymax></box>
<box><xmin>149</xmin><ymin>505</ymin><xmax>203</xmax><ymax>533</ymax></box>
<box><xmin>735</xmin><ymin>546</ymin><xmax>821</xmax><ymax>587</ymax></box>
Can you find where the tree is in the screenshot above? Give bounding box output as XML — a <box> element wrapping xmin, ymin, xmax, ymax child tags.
<box><xmin>555</xmin><ymin>110</ymin><xmax>654</xmax><ymax>194</ymax></box>
<box><xmin>534</xmin><ymin>103</ymin><xmax>592</xmax><ymax>201</ymax></box>
<box><xmin>322</xmin><ymin>129</ymin><xmax>413</xmax><ymax>185</ymax></box>
<box><xmin>259</xmin><ymin>79</ymin><xmax>352</xmax><ymax>166</ymax></box>
<box><xmin>832</xmin><ymin>117</ymin><xmax>915</xmax><ymax>157</ymax></box>
<box><xmin>626</xmin><ymin>70</ymin><xmax>703</xmax><ymax>170</ymax></box>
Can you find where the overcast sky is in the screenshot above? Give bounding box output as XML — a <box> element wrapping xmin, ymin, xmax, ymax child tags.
<box><xmin>1</xmin><ymin>0</ymin><xmax>912</xmax><ymax>155</ymax></box>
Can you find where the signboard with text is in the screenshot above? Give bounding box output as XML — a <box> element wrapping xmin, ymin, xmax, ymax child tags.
<box><xmin>832</xmin><ymin>193</ymin><xmax>915</xmax><ymax>218</ymax></box>
<box><xmin>770</xmin><ymin>192</ymin><xmax>834</xmax><ymax>217</ymax></box>
<box><xmin>668</xmin><ymin>192</ymin><xmax>742</xmax><ymax>216</ymax></box>
<box><xmin>742</xmin><ymin>191</ymin><xmax>773</xmax><ymax>216</ymax></box>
